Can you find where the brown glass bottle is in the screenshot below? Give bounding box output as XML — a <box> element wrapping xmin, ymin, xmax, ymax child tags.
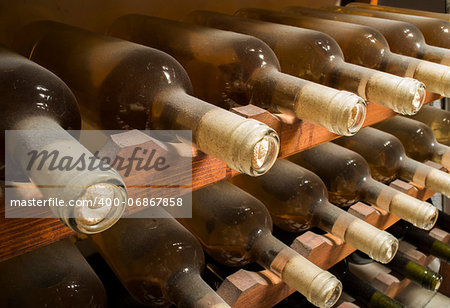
<box><xmin>295</xmin><ymin>6</ymin><xmax>450</xmax><ymax>64</ymax></box>
<box><xmin>287</xmin><ymin>142</ymin><xmax>437</xmax><ymax>230</ymax></box>
<box><xmin>0</xmin><ymin>239</ymin><xmax>107</xmax><ymax>308</ymax></box>
<box><xmin>12</xmin><ymin>21</ymin><xmax>279</xmax><ymax>176</ymax></box>
<box><xmin>237</xmin><ymin>8</ymin><xmax>450</xmax><ymax>97</ymax></box>
<box><xmin>91</xmin><ymin>212</ymin><xmax>230</xmax><ymax>308</ymax></box>
<box><xmin>184</xmin><ymin>10</ymin><xmax>425</xmax><ymax>115</ymax></box>
<box><xmin>108</xmin><ymin>14</ymin><xmax>367</xmax><ymax>136</ymax></box>
<box><xmin>409</xmin><ymin>105</ymin><xmax>450</xmax><ymax>146</ymax></box>
<box><xmin>335</xmin><ymin>5</ymin><xmax>450</xmax><ymax>49</ymax></box>
<box><xmin>346</xmin><ymin>2</ymin><xmax>450</xmax><ymax>22</ymax></box>
<box><xmin>333</xmin><ymin>127</ymin><xmax>450</xmax><ymax>197</ymax></box>
<box><xmin>231</xmin><ymin>159</ymin><xmax>398</xmax><ymax>263</ymax></box>
<box><xmin>179</xmin><ymin>181</ymin><xmax>342</xmax><ymax>308</ymax></box>
<box><xmin>373</xmin><ymin>116</ymin><xmax>450</xmax><ymax>169</ymax></box>
<box><xmin>0</xmin><ymin>46</ymin><xmax>127</xmax><ymax>234</ymax></box>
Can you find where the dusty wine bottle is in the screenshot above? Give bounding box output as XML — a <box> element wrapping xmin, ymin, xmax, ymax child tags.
<box><xmin>330</xmin><ymin>259</ymin><xmax>406</xmax><ymax>308</ymax></box>
<box><xmin>342</xmin><ymin>3</ymin><xmax>450</xmax><ymax>49</ymax></box>
<box><xmin>299</xmin><ymin>6</ymin><xmax>450</xmax><ymax>65</ymax></box>
<box><xmin>108</xmin><ymin>14</ymin><xmax>367</xmax><ymax>136</ymax></box>
<box><xmin>346</xmin><ymin>2</ymin><xmax>450</xmax><ymax>22</ymax></box>
<box><xmin>333</xmin><ymin>127</ymin><xmax>450</xmax><ymax>197</ymax></box>
<box><xmin>91</xmin><ymin>211</ymin><xmax>230</xmax><ymax>308</ymax></box>
<box><xmin>409</xmin><ymin>105</ymin><xmax>450</xmax><ymax>146</ymax></box>
<box><xmin>0</xmin><ymin>46</ymin><xmax>127</xmax><ymax>234</ymax></box>
<box><xmin>12</xmin><ymin>21</ymin><xmax>279</xmax><ymax>176</ymax></box>
<box><xmin>179</xmin><ymin>181</ymin><xmax>342</xmax><ymax>308</ymax></box>
<box><xmin>287</xmin><ymin>142</ymin><xmax>438</xmax><ymax>230</ymax></box>
<box><xmin>387</xmin><ymin>250</ymin><xmax>442</xmax><ymax>291</ymax></box>
<box><xmin>436</xmin><ymin>210</ymin><xmax>450</xmax><ymax>233</ymax></box>
<box><xmin>0</xmin><ymin>239</ymin><xmax>107</xmax><ymax>307</ymax></box>
<box><xmin>237</xmin><ymin>8</ymin><xmax>450</xmax><ymax>97</ymax></box>
<box><xmin>184</xmin><ymin>10</ymin><xmax>425</xmax><ymax>115</ymax></box>
<box><xmin>389</xmin><ymin>221</ymin><xmax>450</xmax><ymax>263</ymax></box>
<box><xmin>231</xmin><ymin>159</ymin><xmax>398</xmax><ymax>263</ymax></box>
<box><xmin>373</xmin><ymin>116</ymin><xmax>450</xmax><ymax>169</ymax></box>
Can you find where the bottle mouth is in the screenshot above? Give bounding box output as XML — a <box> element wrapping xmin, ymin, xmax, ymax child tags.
<box><xmin>316</xmin><ymin>275</ymin><xmax>342</xmax><ymax>308</ymax></box>
<box><xmin>250</xmin><ymin>132</ymin><xmax>280</xmax><ymax>175</ymax></box>
<box><xmin>374</xmin><ymin>234</ymin><xmax>399</xmax><ymax>264</ymax></box>
<box><xmin>420</xmin><ymin>206</ymin><xmax>438</xmax><ymax>230</ymax></box>
<box><xmin>397</xmin><ymin>79</ymin><xmax>426</xmax><ymax>115</ymax></box>
<box><xmin>67</xmin><ymin>182</ymin><xmax>127</xmax><ymax>234</ymax></box>
<box><xmin>347</xmin><ymin>101</ymin><xmax>367</xmax><ymax>135</ymax></box>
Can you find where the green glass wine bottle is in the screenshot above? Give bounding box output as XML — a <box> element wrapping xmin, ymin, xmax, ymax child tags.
<box><xmin>388</xmin><ymin>250</ymin><xmax>442</xmax><ymax>291</ymax></box>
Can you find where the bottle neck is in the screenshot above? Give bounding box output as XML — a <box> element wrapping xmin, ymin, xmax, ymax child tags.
<box><xmin>250</xmin><ymin>67</ymin><xmax>366</xmax><ymax>136</ymax></box>
<box><xmin>9</xmin><ymin>115</ymin><xmax>126</xmax><ymax>233</ymax></box>
<box><xmin>166</xmin><ymin>269</ymin><xmax>229</xmax><ymax>308</ymax></box>
<box><xmin>423</xmin><ymin>45</ymin><xmax>450</xmax><ymax>66</ymax></box>
<box><xmin>399</xmin><ymin>157</ymin><xmax>450</xmax><ymax>197</ymax></box>
<box><xmin>360</xmin><ymin>178</ymin><xmax>437</xmax><ymax>230</ymax></box>
<box><xmin>154</xmin><ymin>90</ymin><xmax>279</xmax><ymax>176</ymax></box>
<box><xmin>330</xmin><ymin>61</ymin><xmax>424</xmax><ymax>114</ymax></box>
<box><xmin>314</xmin><ymin>201</ymin><xmax>397</xmax><ymax>263</ymax></box>
<box><xmin>251</xmin><ymin>232</ymin><xmax>342</xmax><ymax>308</ymax></box>
<box><xmin>388</xmin><ymin>251</ymin><xmax>442</xmax><ymax>291</ymax></box>
<box><xmin>433</xmin><ymin>142</ymin><xmax>450</xmax><ymax>169</ymax></box>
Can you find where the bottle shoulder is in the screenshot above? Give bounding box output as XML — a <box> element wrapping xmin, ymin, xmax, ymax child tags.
<box><xmin>0</xmin><ymin>47</ymin><xmax>80</xmax><ymax>130</ymax></box>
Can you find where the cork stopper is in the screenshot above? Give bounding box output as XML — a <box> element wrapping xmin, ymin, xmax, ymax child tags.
<box><xmin>72</xmin><ymin>183</ymin><xmax>126</xmax><ymax>234</ymax></box>
<box><xmin>426</xmin><ymin>168</ymin><xmax>450</xmax><ymax>198</ymax></box>
<box><xmin>413</xmin><ymin>60</ymin><xmax>450</xmax><ymax>97</ymax></box>
<box><xmin>282</xmin><ymin>255</ymin><xmax>342</xmax><ymax>308</ymax></box>
<box><xmin>390</xmin><ymin>193</ymin><xmax>438</xmax><ymax>230</ymax></box>
<box><xmin>366</xmin><ymin>75</ymin><xmax>425</xmax><ymax>115</ymax></box>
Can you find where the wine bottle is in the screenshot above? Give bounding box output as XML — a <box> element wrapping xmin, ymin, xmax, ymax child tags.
<box><xmin>333</xmin><ymin>127</ymin><xmax>450</xmax><ymax>197</ymax></box>
<box><xmin>231</xmin><ymin>159</ymin><xmax>398</xmax><ymax>263</ymax></box>
<box><xmin>314</xmin><ymin>6</ymin><xmax>450</xmax><ymax>62</ymax></box>
<box><xmin>184</xmin><ymin>10</ymin><xmax>425</xmax><ymax>115</ymax></box>
<box><xmin>436</xmin><ymin>209</ymin><xmax>450</xmax><ymax>233</ymax></box>
<box><xmin>12</xmin><ymin>21</ymin><xmax>279</xmax><ymax>176</ymax></box>
<box><xmin>330</xmin><ymin>260</ymin><xmax>406</xmax><ymax>308</ymax></box>
<box><xmin>409</xmin><ymin>105</ymin><xmax>450</xmax><ymax>146</ymax></box>
<box><xmin>346</xmin><ymin>2</ymin><xmax>450</xmax><ymax>22</ymax></box>
<box><xmin>287</xmin><ymin>142</ymin><xmax>438</xmax><ymax>230</ymax></box>
<box><xmin>179</xmin><ymin>181</ymin><xmax>342</xmax><ymax>308</ymax></box>
<box><xmin>0</xmin><ymin>46</ymin><xmax>127</xmax><ymax>234</ymax></box>
<box><xmin>91</xmin><ymin>211</ymin><xmax>230</xmax><ymax>308</ymax></box>
<box><xmin>0</xmin><ymin>239</ymin><xmax>107</xmax><ymax>307</ymax></box>
<box><xmin>108</xmin><ymin>14</ymin><xmax>367</xmax><ymax>136</ymax></box>
<box><xmin>387</xmin><ymin>250</ymin><xmax>442</xmax><ymax>291</ymax></box>
<box><xmin>373</xmin><ymin>116</ymin><xmax>450</xmax><ymax>169</ymax></box>
<box><xmin>389</xmin><ymin>221</ymin><xmax>450</xmax><ymax>263</ymax></box>
<box><xmin>236</xmin><ymin>8</ymin><xmax>450</xmax><ymax>97</ymax></box>
<box><xmin>344</xmin><ymin>2</ymin><xmax>450</xmax><ymax>48</ymax></box>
